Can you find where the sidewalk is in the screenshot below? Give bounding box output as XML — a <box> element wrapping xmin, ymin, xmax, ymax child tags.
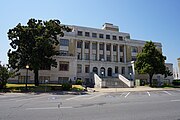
<box><xmin>88</xmin><ymin>86</ymin><xmax>180</xmax><ymax>93</ymax></box>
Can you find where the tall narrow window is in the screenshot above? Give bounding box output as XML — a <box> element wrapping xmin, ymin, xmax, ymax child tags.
<box><xmin>85</xmin><ymin>42</ymin><xmax>90</xmax><ymax>49</ymax></box>
<box><xmin>106</xmin><ymin>44</ymin><xmax>111</xmax><ymax>51</ymax></box>
<box><xmin>113</xmin><ymin>45</ymin><xmax>117</xmax><ymax>51</ymax></box>
<box><xmin>77</xmin><ymin>41</ymin><xmax>82</xmax><ymax>48</ymax></box>
<box><xmin>85</xmin><ymin>65</ymin><xmax>90</xmax><ymax>73</ymax></box>
<box><xmin>92</xmin><ymin>54</ymin><xmax>97</xmax><ymax>61</ymax></box>
<box><xmin>77</xmin><ymin>64</ymin><xmax>82</xmax><ymax>73</ymax></box>
<box><xmin>99</xmin><ymin>43</ymin><xmax>104</xmax><ymax>50</ymax></box>
<box><xmin>121</xmin><ymin>67</ymin><xmax>125</xmax><ymax>74</ymax></box>
<box><xmin>115</xmin><ymin>66</ymin><xmax>119</xmax><ymax>73</ymax></box>
<box><xmin>92</xmin><ymin>43</ymin><xmax>97</xmax><ymax>50</ymax></box>
<box><xmin>84</xmin><ymin>53</ymin><xmax>89</xmax><ymax>60</ymax></box>
<box><xmin>77</xmin><ymin>53</ymin><xmax>81</xmax><ymax>60</ymax></box>
<box><xmin>107</xmin><ymin>55</ymin><xmax>111</xmax><ymax>61</ymax></box>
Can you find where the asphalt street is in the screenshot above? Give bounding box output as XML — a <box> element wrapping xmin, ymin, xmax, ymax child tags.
<box><xmin>0</xmin><ymin>90</ymin><xmax>180</xmax><ymax>120</ymax></box>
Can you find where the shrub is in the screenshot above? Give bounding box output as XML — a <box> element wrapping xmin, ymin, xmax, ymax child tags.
<box><xmin>172</xmin><ymin>79</ymin><xmax>180</xmax><ymax>86</ymax></box>
<box><xmin>62</xmin><ymin>83</ymin><xmax>72</xmax><ymax>91</ymax></box>
<box><xmin>76</xmin><ymin>79</ymin><xmax>83</xmax><ymax>85</ymax></box>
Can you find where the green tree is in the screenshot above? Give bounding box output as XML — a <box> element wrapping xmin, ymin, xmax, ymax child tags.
<box><xmin>8</xmin><ymin>18</ymin><xmax>71</xmax><ymax>86</ymax></box>
<box><xmin>135</xmin><ymin>41</ymin><xmax>167</xmax><ymax>87</ymax></box>
<box><xmin>0</xmin><ymin>64</ymin><xmax>14</xmax><ymax>89</ymax></box>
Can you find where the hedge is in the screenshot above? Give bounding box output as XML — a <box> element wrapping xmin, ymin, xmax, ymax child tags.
<box><xmin>172</xmin><ymin>79</ymin><xmax>180</xmax><ymax>86</ymax></box>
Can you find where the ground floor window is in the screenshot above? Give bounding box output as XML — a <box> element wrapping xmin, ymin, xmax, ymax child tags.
<box><xmin>58</xmin><ymin>77</ymin><xmax>69</xmax><ymax>84</ymax></box>
<box><xmin>77</xmin><ymin>64</ymin><xmax>82</xmax><ymax>73</ymax></box>
<box><xmin>121</xmin><ymin>67</ymin><xmax>125</xmax><ymax>74</ymax></box>
<box><xmin>59</xmin><ymin>61</ymin><xmax>69</xmax><ymax>71</ymax></box>
<box><xmin>85</xmin><ymin>65</ymin><xmax>90</xmax><ymax>73</ymax></box>
<box><xmin>18</xmin><ymin>76</ymin><xmax>30</xmax><ymax>83</ymax></box>
<box><xmin>39</xmin><ymin>76</ymin><xmax>50</xmax><ymax>83</ymax></box>
<box><xmin>115</xmin><ymin>66</ymin><xmax>119</xmax><ymax>73</ymax></box>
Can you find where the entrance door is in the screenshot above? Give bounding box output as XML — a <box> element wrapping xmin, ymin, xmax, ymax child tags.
<box><xmin>108</xmin><ymin>68</ymin><xmax>112</xmax><ymax>76</ymax></box>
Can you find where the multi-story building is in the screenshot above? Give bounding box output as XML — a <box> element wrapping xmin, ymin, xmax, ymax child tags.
<box><xmin>10</xmin><ymin>23</ymin><xmax>173</xmax><ymax>87</ymax></box>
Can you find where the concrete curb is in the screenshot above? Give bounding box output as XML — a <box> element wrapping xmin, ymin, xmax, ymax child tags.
<box><xmin>88</xmin><ymin>87</ymin><xmax>180</xmax><ymax>93</ymax></box>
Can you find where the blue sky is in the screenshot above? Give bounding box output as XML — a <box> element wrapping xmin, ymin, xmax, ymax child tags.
<box><xmin>0</xmin><ymin>0</ymin><xmax>180</xmax><ymax>68</ymax></box>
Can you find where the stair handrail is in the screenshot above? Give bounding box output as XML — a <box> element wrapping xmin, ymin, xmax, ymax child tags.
<box><xmin>118</xmin><ymin>74</ymin><xmax>131</xmax><ymax>87</ymax></box>
<box><xmin>93</xmin><ymin>73</ymin><xmax>102</xmax><ymax>88</ymax></box>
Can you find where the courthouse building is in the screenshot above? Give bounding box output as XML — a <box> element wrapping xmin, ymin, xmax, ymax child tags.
<box><xmin>10</xmin><ymin>23</ymin><xmax>173</xmax><ymax>87</ymax></box>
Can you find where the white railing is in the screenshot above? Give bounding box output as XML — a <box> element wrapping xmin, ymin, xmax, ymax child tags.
<box><xmin>94</xmin><ymin>73</ymin><xmax>102</xmax><ymax>88</ymax></box>
<box><xmin>118</xmin><ymin>74</ymin><xmax>132</xmax><ymax>87</ymax></box>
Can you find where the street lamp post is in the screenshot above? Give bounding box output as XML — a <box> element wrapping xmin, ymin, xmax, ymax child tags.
<box><xmin>129</xmin><ymin>73</ymin><xmax>132</xmax><ymax>87</ymax></box>
<box><xmin>25</xmin><ymin>65</ymin><xmax>29</xmax><ymax>91</ymax></box>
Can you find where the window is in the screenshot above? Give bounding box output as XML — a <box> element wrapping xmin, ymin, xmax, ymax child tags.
<box><xmin>77</xmin><ymin>41</ymin><xmax>82</xmax><ymax>48</ymax></box>
<box><xmin>92</xmin><ymin>54</ymin><xmax>97</xmax><ymax>60</ymax></box>
<box><xmin>92</xmin><ymin>43</ymin><xmax>97</xmax><ymax>50</ymax></box>
<box><xmin>58</xmin><ymin>77</ymin><xmax>69</xmax><ymax>84</ymax></box>
<box><xmin>120</xmin><ymin>46</ymin><xmax>123</xmax><ymax>52</ymax></box>
<box><xmin>92</xmin><ymin>33</ymin><xmax>97</xmax><ymax>38</ymax></box>
<box><xmin>107</xmin><ymin>55</ymin><xmax>111</xmax><ymax>61</ymax></box>
<box><xmin>113</xmin><ymin>55</ymin><xmax>117</xmax><ymax>62</ymax></box>
<box><xmin>40</xmin><ymin>64</ymin><xmax>51</xmax><ymax>70</ymax></box>
<box><xmin>77</xmin><ymin>31</ymin><xmax>83</xmax><ymax>36</ymax></box>
<box><xmin>113</xmin><ymin>45</ymin><xmax>117</xmax><ymax>51</ymax></box>
<box><xmin>120</xmin><ymin>57</ymin><xmax>123</xmax><ymax>62</ymax></box>
<box><xmin>106</xmin><ymin>34</ymin><xmax>110</xmax><ymax>39</ymax></box>
<box><xmin>85</xmin><ymin>32</ymin><xmax>90</xmax><ymax>37</ymax></box>
<box><xmin>77</xmin><ymin>64</ymin><xmax>82</xmax><ymax>73</ymax></box>
<box><xmin>39</xmin><ymin>76</ymin><xmax>50</xmax><ymax>83</ymax></box>
<box><xmin>59</xmin><ymin>50</ymin><xmax>68</xmax><ymax>56</ymax></box>
<box><xmin>119</xmin><ymin>36</ymin><xmax>123</xmax><ymax>40</ymax></box>
<box><xmin>99</xmin><ymin>34</ymin><xmax>104</xmax><ymax>38</ymax></box>
<box><xmin>131</xmin><ymin>56</ymin><xmax>137</xmax><ymax>61</ymax></box>
<box><xmin>60</xmin><ymin>39</ymin><xmax>69</xmax><ymax>46</ymax></box>
<box><xmin>59</xmin><ymin>61</ymin><xmax>69</xmax><ymax>71</ymax></box>
<box><xmin>99</xmin><ymin>54</ymin><xmax>104</xmax><ymax>61</ymax></box>
<box><xmin>84</xmin><ymin>53</ymin><xmax>89</xmax><ymax>60</ymax></box>
<box><xmin>115</xmin><ymin>66</ymin><xmax>119</xmax><ymax>73</ymax></box>
<box><xmin>77</xmin><ymin>52</ymin><xmax>81</xmax><ymax>60</ymax></box>
<box><xmin>121</xmin><ymin>67</ymin><xmax>125</xmax><ymax>74</ymax></box>
<box><xmin>18</xmin><ymin>76</ymin><xmax>30</xmax><ymax>83</ymax></box>
<box><xmin>85</xmin><ymin>65</ymin><xmax>90</xmax><ymax>73</ymax></box>
<box><xmin>126</xmin><ymin>36</ymin><xmax>130</xmax><ymax>39</ymax></box>
<box><xmin>85</xmin><ymin>42</ymin><xmax>89</xmax><ymax>49</ymax></box>
<box><xmin>99</xmin><ymin>43</ymin><xmax>104</xmax><ymax>50</ymax></box>
<box><xmin>106</xmin><ymin>44</ymin><xmax>111</xmax><ymax>51</ymax></box>
<box><xmin>131</xmin><ymin>46</ymin><xmax>138</xmax><ymax>53</ymax></box>
<box><xmin>112</xmin><ymin>35</ymin><xmax>117</xmax><ymax>40</ymax></box>
<box><xmin>128</xmin><ymin>66</ymin><xmax>132</xmax><ymax>74</ymax></box>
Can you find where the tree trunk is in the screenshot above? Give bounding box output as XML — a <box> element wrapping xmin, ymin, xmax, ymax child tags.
<box><xmin>34</xmin><ymin>69</ymin><xmax>39</xmax><ymax>86</ymax></box>
<box><xmin>149</xmin><ymin>74</ymin><xmax>153</xmax><ymax>87</ymax></box>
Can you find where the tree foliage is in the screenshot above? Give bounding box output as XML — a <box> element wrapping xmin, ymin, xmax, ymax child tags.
<box><xmin>8</xmin><ymin>18</ymin><xmax>71</xmax><ymax>86</ymax></box>
<box><xmin>135</xmin><ymin>41</ymin><xmax>168</xmax><ymax>87</ymax></box>
<box><xmin>0</xmin><ymin>64</ymin><xmax>14</xmax><ymax>89</ymax></box>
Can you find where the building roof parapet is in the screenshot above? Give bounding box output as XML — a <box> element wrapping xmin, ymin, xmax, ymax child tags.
<box><xmin>127</xmin><ymin>39</ymin><xmax>162</xmax><ymax>47</ymax></box>
<box><xmin>68</xmin><ymin>25</ymin><xmax>130</xmax><ymax>36</ymax></box>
